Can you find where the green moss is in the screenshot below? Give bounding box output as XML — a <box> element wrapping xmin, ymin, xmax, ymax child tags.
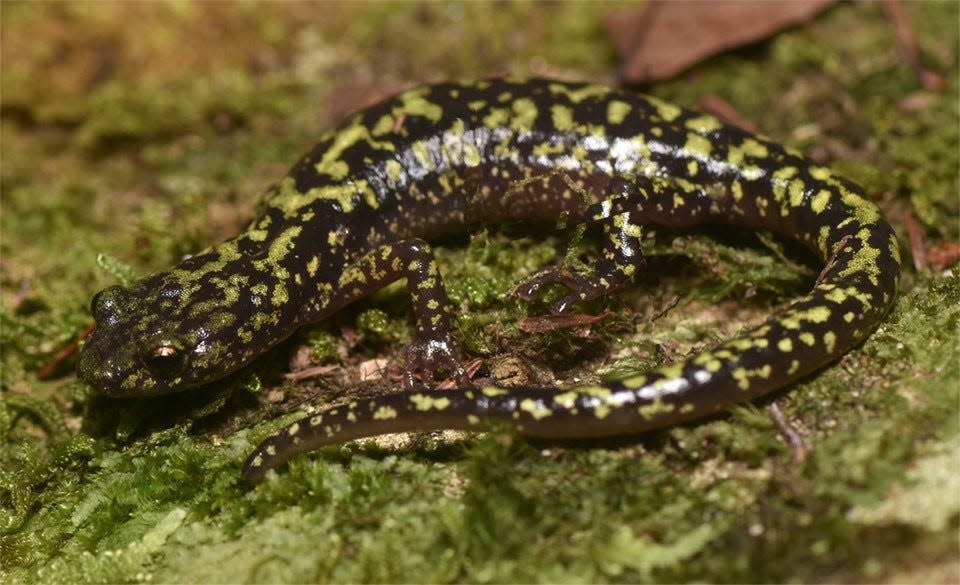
<box><xmin>304</xmin><ymin>329</ymin><xmax>341</xmax><ymax>363</ymax></box>
<box><xmin>2</xmin><ymin>1</ymin><xmax>957</xmax><ymax>583</ymax></box>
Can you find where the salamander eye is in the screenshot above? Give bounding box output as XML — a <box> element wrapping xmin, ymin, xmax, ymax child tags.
<box><xmin>145</xmin><ymin>341</ymin><xmax>185</xmax><ymax>377</ymax></box>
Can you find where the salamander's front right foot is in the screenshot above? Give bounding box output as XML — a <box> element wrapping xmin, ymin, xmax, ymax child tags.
<box><xmin>401</xmin><ymin>334</ymin><xmax>469</xmax><ymax>390</ymax></box>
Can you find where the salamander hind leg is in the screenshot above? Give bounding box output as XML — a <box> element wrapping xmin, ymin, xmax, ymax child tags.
<box><xmin>327</xmin><ymin>239</ymin><xmax>468</xmax><ymax>389</ymax></box>
<box><xmin>515</xmin><ymin>178</ymin><xmax>649</xmax><ymax>314</ymax></box>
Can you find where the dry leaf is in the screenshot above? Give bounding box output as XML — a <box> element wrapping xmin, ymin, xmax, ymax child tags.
<box><xmin>359</xmin><ymin>358</ymin><xmax>390</xmax><ymax>381</ymax></box>
<box><xmin>518</xmin><ymin>311</ymin><xmax>612</xmax><ymax>334</ymax></box>
<box><xmin>605</xmin><ymin>0</ymin><xmax>836</xmax><ymax>83</ymax></box>
<box><xmin>927</xmin><ymin>242</ymin><xmax>960</xmax><ymax>272</ymax></box>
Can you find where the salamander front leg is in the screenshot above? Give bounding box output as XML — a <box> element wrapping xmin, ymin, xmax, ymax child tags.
<box><xmin>325</xmin><ymin>238</ymin><xmax>467</xmax><ymax>388</ymax></box>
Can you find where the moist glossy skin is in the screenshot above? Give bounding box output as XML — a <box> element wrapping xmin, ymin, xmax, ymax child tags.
<box><xmin>75</xmin><ymin>79</ymin><xmax>901</xmax><ymax>485</ymax></box>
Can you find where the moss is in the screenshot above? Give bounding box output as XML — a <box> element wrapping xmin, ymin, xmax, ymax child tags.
<box><xmin>2</xmin><ymin>1</ymin><xmax>957</xmax><ymax>583</ymax></box>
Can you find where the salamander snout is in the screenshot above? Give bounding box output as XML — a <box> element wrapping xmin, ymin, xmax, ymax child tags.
<box><xmin>76</xmin><ymin>327</ymin><xmax>129</xmax><ymax>395</ymax></box>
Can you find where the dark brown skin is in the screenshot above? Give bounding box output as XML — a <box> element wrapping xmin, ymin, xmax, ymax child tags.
<box><xmin>75</xmin><ymin>80</ymin><xmax>901</xmax><ymax>485</ymax></box>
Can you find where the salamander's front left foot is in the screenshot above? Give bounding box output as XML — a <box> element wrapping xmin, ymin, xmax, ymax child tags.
<box><xmin>316</xmin><ymin>237</ymin><xmax>472</xmax><ymax>389</ymax></box>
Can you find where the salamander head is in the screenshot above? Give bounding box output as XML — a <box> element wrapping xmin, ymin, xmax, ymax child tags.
<box><xmin>77</xmin><ymin>273</ymin><xmax>261</xmax><ymax>397</ymax></box>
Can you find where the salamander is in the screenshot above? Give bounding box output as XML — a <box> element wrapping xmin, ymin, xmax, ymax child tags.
<box><xmin>75</xmin><ymin>79</ymin><xmax>901</xmax><ymax>485</ymax></box>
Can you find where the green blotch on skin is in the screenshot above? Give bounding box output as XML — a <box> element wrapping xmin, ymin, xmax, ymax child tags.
<box><xmin>823</xmin><ymin>331</ymin><xmax>837</xmax><ymax>353</ymax></box>
<box><xmin>684</xmin><ymin>114</ymin><xmax>722</xmax><ymax>133</ymax></box>
<box><xmin>373</xmin><ymin>405</ymin><xmax>398</xmax><ymax>420</ymax></box>
<box><xmin>269</xmin><ymin>176</ymin><xmax>378</xmax><ymax>216</ymax></box>
<box><xmin>684</xmin><ymin>133</ymin><xmax>713</xmax><ymax>158</ymax></box>
<box><xmin>773</xmin><ymin>166</ymin><xmax>799</xmax><ymax>181</ymax></box>
<box><xmin>266</xmin><ymin>225</ymin><xmax>302</xmax><ymax>264</ymax></box>
<box><xmin>410</xmin><ymin>394</ymin><xmax>452</xmax><ymax>411</ymax></box>
<box><xmin>520</xmin><ymin>398</ymin><xmax>552</xmax><ymax>420</ymax></box>
<box><xmin>398</xmin><ymin>89</ymin><xmax>444</xmax><ymax>122</ymax></box>
<box><xmin>271</xmin><ymin>283</ymin><xmax>288</xmax><ymax>306</ymax></box>
<box><xmin>371</xmin><ymin>114</ymin><xmax>395</xmax><ymax>136</ymax></box>
<box><xmin>638</xmin><ymin>398</ymin><xmax>675</xmax><ymax>420</ymax></box>
<box><xmin>482</xmin><ymin>107</ymin><xmax>510</xmax><ymax>128</ymax></box>
<box><xmin>410</xmin><ymin>141</ymin><xmax>435</xmax><ymax>171</ymax></box>
<box><xmin>463</xmin><ymin>143</ymin><xmax>481</xmax><ymax>167</ymax></box>
<box><xmin>645</xmin><ymin>95</ymin><xmax>682</xmax><ymax>122</ymax></box>
<box><xmin>246</xmin><ymin>229</ymin><xmax>268</xmax><ymax>242</ymax></box>
<box><xmin>509</xmin><ymin>98</ymin><xmax>538</xmax><ymax>131</ymax></box>
<box><xmin>606</xmin><ymin>100</ymin><xmax>632</xmax><ymax>124</ymax></box>
<box><xmin>811</xmin><ymin>189</ymin><xmax>832</xmax><ymax>214</ymax></box>
<box><xmin>547</xmin><ymin>82</ymin><xmax>610</xmax><ymax>103</ymax></box>
<box><xmin>313</xmin><ymin>123</ymin><xmax>368</xmax><ymax>179</ymax></box>
<box><xmin>551</xmin><ymin>104</ymin><xmax>574</xmax><ymax>132</ymax></box>
<box><xmin>781</xmin><ymin>306</ymin><xmax>832</xmax><ymax>329</ymax></box>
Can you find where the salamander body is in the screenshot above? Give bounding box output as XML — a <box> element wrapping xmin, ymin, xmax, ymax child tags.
<box><xmin>75</xmin><ymin>79</ymin><xmax>900</xmax><ymax>484</ymax></box>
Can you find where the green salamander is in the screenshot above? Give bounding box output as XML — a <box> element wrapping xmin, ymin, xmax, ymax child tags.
<box><xmin>76</xmin><ymin>79</ymin><xmax>900</xmax><ymax>484</ymax></box>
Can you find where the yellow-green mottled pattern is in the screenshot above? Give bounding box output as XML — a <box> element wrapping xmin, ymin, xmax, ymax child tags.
<box><xmin>72</xmin><ymin>80</ymin><xmax>899</xmax><ymax>485</ymax></box>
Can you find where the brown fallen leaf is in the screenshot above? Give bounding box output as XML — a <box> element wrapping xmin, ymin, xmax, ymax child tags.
<box><xmin>605</xmin><ymin>0</ymin><xmax>837</xmax><ymax>83</ymax></box>
<box><xmin>904</xmin><ymin>208</ymin><xmax>928</xmax><ymax>272</ymax></box>
<box><xmin>901</xmin><ymin>208</ymin><xmax>959</xmax><ymax>272</ymax></box>
<box><xmin>927</xmin><ymin>242</ymin><xmax>960</xmax><ymax>272</ymax></box>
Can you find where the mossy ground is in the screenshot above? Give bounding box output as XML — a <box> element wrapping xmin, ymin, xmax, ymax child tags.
<box><xmin>1</xmin><ymin>2</ymin><xmax>957</xmax><ymax>583</ymax></box>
